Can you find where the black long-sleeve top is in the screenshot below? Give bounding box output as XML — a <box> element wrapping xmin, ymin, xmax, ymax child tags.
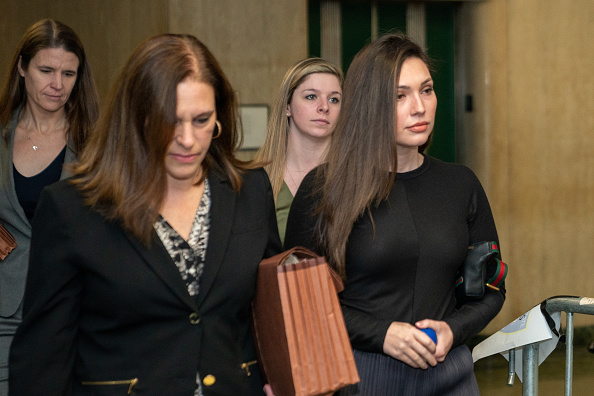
<box><xmin>284</xmin><ymin>155</ymin><xmax>506</xmax><ymax>353</ymax></box>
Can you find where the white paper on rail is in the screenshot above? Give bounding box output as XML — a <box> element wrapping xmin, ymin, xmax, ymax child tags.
<box><xmin>471</xmin><ymin>304</ymin><xmax>561</xmax><ymax>382</ymax></box>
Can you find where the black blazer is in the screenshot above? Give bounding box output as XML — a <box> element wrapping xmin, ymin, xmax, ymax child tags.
<box><xmin>9</xmin><ymin>168</ymin><xmax>281</xmax><ymax>395</ymax></box>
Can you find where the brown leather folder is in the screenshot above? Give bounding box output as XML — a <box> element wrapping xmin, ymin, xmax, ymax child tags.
<box><xmin>252</xmin><ymin>247</ymin><xmax>359</xmax><ymax>396</ymax></box>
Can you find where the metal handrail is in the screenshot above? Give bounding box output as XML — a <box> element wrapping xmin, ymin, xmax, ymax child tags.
<box><xmin>545</xmin><ymin>296</ymin><xmax>594</xmax><ymax>316</ymax></box>
<box><xmin>507</xmin><ymin>296</ymin><xmax>594</xmax><ymax>396</ymax></box>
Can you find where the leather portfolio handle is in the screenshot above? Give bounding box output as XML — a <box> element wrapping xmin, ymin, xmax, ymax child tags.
<box><xmin>277</xmin><ymin>246</ymin><xmax>344</xmax><ymax>293</ymax></box>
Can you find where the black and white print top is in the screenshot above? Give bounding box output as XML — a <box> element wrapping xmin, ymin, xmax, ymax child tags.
<box><xmin>154</xmin><ymin>180</ymin><xmax>211</xmax><ymax>396</ymax></box>
<box><xmin>154</xmin><ymin>180</ymin><xmax>211</xmax><ymax>297</ymax></box>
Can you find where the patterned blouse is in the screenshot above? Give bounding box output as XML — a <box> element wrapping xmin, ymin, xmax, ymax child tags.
<box><xmin>153</xmin><ymin>180</ymin><xmax>211</xmax><ymax>396</ymax></box>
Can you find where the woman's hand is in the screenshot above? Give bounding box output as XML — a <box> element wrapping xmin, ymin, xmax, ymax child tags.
<box><xmin>263</xmin><ymin>384</ymin><xmax>275</xmax><ymax>396</ymax></box>
<box><xmin>382</xmin><ymin>321</ymin><xmax>437</xmax><ymax>369</ymax></box>
<box><xmin>415</xmin><ymin>319</ymin><xmax>454</xmax><ymax>363</ymax></box>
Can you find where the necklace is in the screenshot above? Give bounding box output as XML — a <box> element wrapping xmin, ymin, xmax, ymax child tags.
<box><xmin>286</xmin><ymin>168</ymin><xmax>299</xmax><ymax>189</ymax></box>
<box><xmin>285</xmin><ymin>167</ymin><xmax>310</xmax><ymax>195</ymax></box>
<box><xmin>27</xmin><ymin>135</ymin><xmax>38</xmax><ymax>151</ymax></box>
<box><xmin>18</xmin><ymin>119</ymin><xmax>68</xmax><ymax>152</ymax></box>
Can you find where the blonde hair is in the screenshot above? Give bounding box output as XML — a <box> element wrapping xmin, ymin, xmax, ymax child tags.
<box><xmin>254</xmin><ymin>58</ymin><xmax>343</xmax><ymax>200</ymax></box>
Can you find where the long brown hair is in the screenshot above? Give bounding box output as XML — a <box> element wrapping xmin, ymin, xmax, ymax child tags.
<box><xmin>0</xmin><ymin>18</ymin><xmax>99</xmax><ymax>153</ymax></box>
<box><xmin>72</xmin><ymin>34</ymin><xmax>246</xmax><ymax>244</ymax></box>
<box><xmin>254</xmin><ymin>58</ymin><xmax>343</xmax><ymax>200</ymax></box>
<box><xmin>314</xmin><ymin>33</ymin><xmax>432</xmax><ymax>278</ymax></box>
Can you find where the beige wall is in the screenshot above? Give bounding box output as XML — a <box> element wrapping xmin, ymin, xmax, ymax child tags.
<box><xmin>0</xmin><ymin>0</ymin><xmax>169</xmax><ymax>101</ymax></box>
<box><xmin>1</xmin><ymin>0</ymin><xmax>592</xmax><ymax>331</ymax></box>
<box><xmin>460</xmin><ymin>0</ymin><xmax>594</xmax><ymax>330</ymax></box>
<box><xmin>0</xmin><ymin>0</ymin><xmax>307</xmax><ymax>106</ymax></box>
<box><xmin>168</xmin><ymin>0</ymin><xmax>307</xmax><ymax>106</ymax></box>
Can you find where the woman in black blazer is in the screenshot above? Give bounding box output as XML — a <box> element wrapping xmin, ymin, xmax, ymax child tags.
<box><xmin>9</xmin><ymin>34</ymin><xmax>281</xmax><ymax>395</ymax></box>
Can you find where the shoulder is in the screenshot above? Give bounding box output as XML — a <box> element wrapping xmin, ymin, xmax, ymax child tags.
<box><xmin>298</xmin><ymin>164</ymin><xmax>326</xmax><ymax>196</ymax></box>
<box><xmin>240</xmin><ymin>167</ymin><xmax>270</xmax><ymax>187</ymax></box>
<box><xmin>211</xmin><ymin>167</ymin><xmax>269</xmax><ymax>187</ymax></box>
<box><xmin>43</xmin><ymin>178</ymin><xmax>83</xmax><ymax>201</ymax></box>
<box><xmin>36</xmin><ymin>179</ymin><xmax>91</xmax><ymax>223</ymax></box>
<box><xmin>30</xmin><ymin>179</ymin><xmax>98</xmax><ymax>243</ymax></box>
<box><xmin>40</xmin><ymin>178</ymin><xmax>83</xmax><ymax>205</ymax></box>
<box><xmin>290</xmin><ymin>165</ymin><xmax>325</xmax><ymax>217</ymax></box>
<box><xmin>209</xmin><ymin>168</ymin><xmax>272</xmax><ymax>203</ymax></box>
<box><xmin>426</xmin><ymin>156</ymin><xmax>473</xmax><ymax>174</ymax></box>
<box><xmin>425</xmin><ymin>156</ymin><xmax>481</xmax><ymax>185</ymax></box>
<box><xmin>0</xmin><ymin>111</ymin><xmax>18</xmax><ymax>152</ymax></box>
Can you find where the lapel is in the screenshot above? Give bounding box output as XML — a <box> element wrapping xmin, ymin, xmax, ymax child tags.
<box><xmin>1</xmin><ymin>109</ymin><xmax>30</xmax><ymax>234</ymax></box>
<box><xmin>60</xmin><ymin>146</ymin><xmax>76</xmax><ymax>180</ymax></box>
<box><xmin>121</xmin><ymin>170</ymin><xmax>237</xmax><ymax>311</ymax></box>
<box><xmin>123</xmin><ymin>226</ymin><xmax>197</xmax><ymax>311</ymax></box>
<box><xmin>0</xmin><ymin>106</ymin><xmax>77</xmax><ymax>236</ymax></box>
<box><xmin>196</xmin><ymin>170</ymin><xmax>237</xmax><ymax>307</ymax></box>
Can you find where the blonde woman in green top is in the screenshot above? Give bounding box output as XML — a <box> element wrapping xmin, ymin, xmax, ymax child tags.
<box><xmin>255</xmin><ymin>58</ymin><xmax>343</xmax><ymax>244</ymax></box>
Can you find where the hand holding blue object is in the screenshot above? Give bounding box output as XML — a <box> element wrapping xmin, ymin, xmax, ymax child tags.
<box><xmin>420</xmin><ymin>328</ymin><xmax>437</xmax><ymax>344</ymax></box>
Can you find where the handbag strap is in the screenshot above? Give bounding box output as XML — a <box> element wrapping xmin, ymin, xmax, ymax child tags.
<box><xmin>486</xmin><ymin>257</ymin><xmax>507</xmax><ymax>290</ymax></box>
<box><xmin>279</xmin><ymin>246</ymin><xmax>319</xmax><ymax>262</ymax></box>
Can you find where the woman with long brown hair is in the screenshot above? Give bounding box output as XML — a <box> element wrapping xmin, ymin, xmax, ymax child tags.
<box><xmin>285</xmin><ymin>33</ymin><xmax>505</xmax><ymax>395</ymax></box>
<box><xmin>0</xmin><ymin>19</ymin><xmax>98</xmax><ymax>393</ymax></box>
<box><xmin>9</xmin><ymin>34</ymin><xmax>280</xmax><ymax>395</ymax></box>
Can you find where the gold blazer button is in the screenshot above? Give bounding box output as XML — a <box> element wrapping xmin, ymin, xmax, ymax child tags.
<box><xmin>202</xmin><ymin>374</ymin><xmax>216</xmax><ymax>386</ymax></box>
<box><xmin>189</xmin><ymin>312</ymin><xmax>200</xmax><ymax>324</ymax></box>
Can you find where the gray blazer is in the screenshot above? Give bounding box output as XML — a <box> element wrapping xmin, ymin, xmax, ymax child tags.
<box><xmin>0</xmin><ymin>110</ymin><xmax>76</xmax><ymax>318</ymax></box>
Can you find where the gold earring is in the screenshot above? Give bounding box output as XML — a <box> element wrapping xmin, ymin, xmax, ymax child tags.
<box><xmin>213</xmin><ymin>120</ymin><xmax>222</xmax><ymax>139</ymax></box>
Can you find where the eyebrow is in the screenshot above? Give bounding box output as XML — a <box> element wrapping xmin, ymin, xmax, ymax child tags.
<box><xmin>397</xmin><ymin>77</ymin><xmax>433</xmax><ymax>90</ymax></box>
<box><xmin>178</xmin><ymin>110</ymin><xmax>215</xmax><ymax>119</ymax></box>
<box><xmin>38</xmin><ymin>65</ymin><xmax>78</xmax><ymax>74</ymax></box>
<box><xmin>302</xmin><ymin>88</ymin><xmax>342</xmax><ymax>95</ymax></box>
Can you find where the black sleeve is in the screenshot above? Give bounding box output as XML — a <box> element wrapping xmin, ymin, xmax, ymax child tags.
<box><xmin>248</xmin><ymin>169</ymin><xmax>282</xmax><ymax>395</ymax></box>
<box><xmin>9</xmin><ymin>185</ymin><xmax>80</xmax><ymax>395</ymax></box>
<box><xmin>260</xmin><ymin>168</ymin><xmax>283</xmax><ymax>258</ymax></box>
<box><xmin>340</xmin><ymin>305</ymin><xmax>394</xmax><ymax>353</ymax></box>
<box><xmin>445</xmin><ymin>173</ymin><xmax>506</xmax><ymax>346</ymax></box>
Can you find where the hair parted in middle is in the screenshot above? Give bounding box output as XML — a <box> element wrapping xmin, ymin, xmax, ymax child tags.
<box><xmin>313</xmin><ymin>32</ymin><xmax>433</xmax><ymax>278</ymax></box>
<box><xmin>254</xmin><ymin>57</ymin><xmax>343</xmax><ymax>200</ymax></box>
<box><xmin>72</xmin><ymin>33</ymin><xmax>246</xmax><ymax>244</ymax></box>
<box><xmin>0</xmin><ymin>18</ymin><xmax>99</xmax><ymax>152</ymax></box>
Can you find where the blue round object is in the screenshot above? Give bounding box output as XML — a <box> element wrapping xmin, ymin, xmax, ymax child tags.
<box><xmin>420</xmin><ymin>328</ymin><xmax>437</xmax><ymax>344</ymax></box>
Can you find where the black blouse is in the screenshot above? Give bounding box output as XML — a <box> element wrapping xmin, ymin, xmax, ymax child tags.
<box><xmin>13</xmin><ymin>145</ymin><xmax>67</xmax><ymax>221</ymax></box>
<box><xmin>284</xmin><ymin>155</ymin><xmax>506</xmax><ymax>352</ymax></box>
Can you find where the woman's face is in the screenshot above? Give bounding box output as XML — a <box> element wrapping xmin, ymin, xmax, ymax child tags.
<box><xmin>165</xmin><ymin>79</ymin><xmax>216</xmax><ymax>186</ymax></box>
<box><xmin>395</xmin><ymin>57</ymin><xmax>437</xmax><ymax>153</ymax></box>
<box><xmin>287</xmin><ymin>72</ymin><xmax>342</xmax><ymax>140</ymax></box>
<box><xmin>18</xmin><ymin>47</ymin><xmax>79</xmax><ymax>115</ymax></box>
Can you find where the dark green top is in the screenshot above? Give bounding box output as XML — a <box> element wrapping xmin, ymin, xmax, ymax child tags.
<box><xmin>275</xmin><ymin>181</ymin><xmax>293</xmax><ymax>245</ymax></box>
